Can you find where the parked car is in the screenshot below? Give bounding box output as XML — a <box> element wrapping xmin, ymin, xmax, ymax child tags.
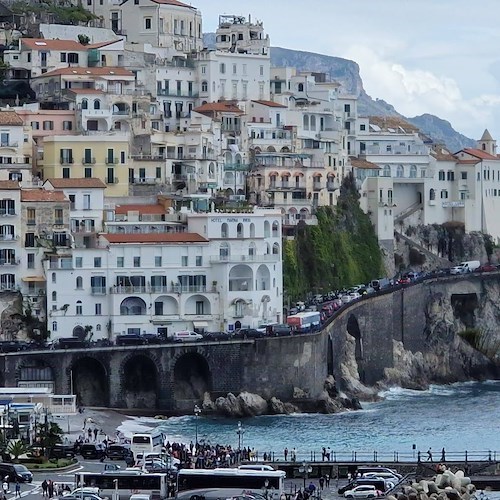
<box><xmin>49</xmin><ymin>444</ymin><xmax>76</xmax><ymax>459</ymax></box>
<box><xmin>172</xmin><ymin>331</ymin><xmax>203</xmax><ymax>342</ymax></box>
<box><xmin>0</xmin><ymin>341</ymin><xmax>29</xmax><ymax>353</ymax></box>
<box><xmin>203</xmin><ymin>331</ymin><xmax>232</xmax><ymax>341</ymax></box>
<box><xmin>232</xmin><ymin>328</ymin><xmax>265</xmax><ymax>339</ymax></box>
<box><xmin>106</xmin><ymin>444</ymin><xmax>133</xmax><ymax>461</ymax></box>
<box><xmin>52</xmin><ymin>338</ymin><xmax>89</xmax><ymax>349</ymax></box>
<box><xmin>115</xmin><ymin>334</ymin><xmax>147</xmax><ymax>346</ymax></box>
<box><xmin>0</xmin><ymin>463</ymin><xmax>32</xmax><ymax>483</ymax></box>
<box><xmin>141</xmin><ymin>333</ymin><xmax>165</xmax><ymax>345</ymax></box>
<box><xmin>477</xmin><ymin>263</ymin><xmax>497</xmax><ymax>272</ymax></box>
<box><xmin>80</xmin><ymin>443</ymin><xmax>107</xmax><ymax>459</ymax></box>
<box><xmin>344</xmin><ymin>485</ymin><xmax>379</xmax><ymax>498</ymax></box>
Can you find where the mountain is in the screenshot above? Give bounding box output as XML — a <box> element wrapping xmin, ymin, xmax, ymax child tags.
<box><xmin>202</xmin><ymin>35</ymin><xmax>474</xmax><ymax>151</ymax></box>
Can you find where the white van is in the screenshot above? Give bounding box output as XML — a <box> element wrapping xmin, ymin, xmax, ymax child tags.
<box><xmin>172</xmin><ymin>330</ymin><xmax>203</xmax><ymax>342</ymax></box>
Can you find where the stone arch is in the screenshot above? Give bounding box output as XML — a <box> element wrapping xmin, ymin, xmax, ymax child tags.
<box><xmin>256</xmin><ymin>264</ymin><xmax>270</xmax><ymax>290</ymax></box>
<box><xmin>154</xmin><ymin>296</ymin><xmax>178</xmax><ymax>315</ymax></box>
<box><xmin>120</xmin><ymin>297</ymin><xmax>146</xmax><ymax>315</ymax></box>
<box><xmin>121</xmin><ymin>353</ymin><xmax>159</xmax><ymax>409</ymax></box>
<box><xmin>347</xmin><ymin>314</ymin><xmax>364</xmax><ymax>380</ymax></box>
<box><xmin>229</xmin><ymin>264</ymin><xmax>253</xmax><ymax>291</ymax></box>
<box><xmin>173</xmin><ymin>352</ymin><xmax>212</xmax><ymax>406</ymax></box>
<box><xmin>185</xmin><ymin>294</ymin><xmax>211</xmax><ymax>315</ymax></box>
<box><xmin>327</xmin><ymin>336</ymin><xmax>334</xmax><ymax>376</ymax></box>
<box><xmin>71</xmin><ymin>356</ymin><xmax>109</xmax><ymax>407</ymax></box>
<box><xmin>73</xmin><ymin>325</ymin><xmax>85</xmax><ymax>339</ymax></box>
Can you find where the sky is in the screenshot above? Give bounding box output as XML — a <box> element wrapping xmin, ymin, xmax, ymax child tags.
<box><xmin>192</xmin><ymin>0</ymin><xmax>500</xmax><ymax>142</ymax></box>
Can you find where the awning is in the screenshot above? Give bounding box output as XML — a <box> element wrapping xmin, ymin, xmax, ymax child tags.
<box><xmin>193</xmin><ymin>321</ymin><xmax>208</xmax><ymax>328</ymax></box>
<box><xmin>293</xmin><ymin>172</ymin><xmax>304</xmax><ymax>177</ymax></box>
<box><xmin>268</xmin><ymin>171</ymin><xmax>278</xmax><ymax>177</ymax></box>
<box><xmin>281</xmin><ymin>171</ymin><xmax>291</xmax><ymax>177</ymax></box>
<box><xmin>313</xmin><ymin>172</ymin><xmax>323</xmax><ymax>177</ymax></box>
<box><xmin>22</xmin><ymin>276</ymin><xmax>46</xmax><ymax>282</ymax></box>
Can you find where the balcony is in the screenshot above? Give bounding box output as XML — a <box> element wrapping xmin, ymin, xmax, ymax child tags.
<box><xmin>0</xmin><ymin>258</ymin><xmax>19</xmax><ymax>266</ymax></box>
<box><xmin>59</xmin><ymin>158</ymin><xmax>74</xmax><ymax>165</ymax></box>
<box><xmin>313</xmin><ymin>182</ymin><xmax>322</xmax><ymax>191</ymax></box>
<box><xmin>132</xmin><ymin>177</ymin><xmax>158</xmax><ymax>184</ymax></box>
<box><xmin>91</xmin><ymin>286</ymin><xmax>107</xmax><ymax>295</ymax></box>
<box><xmin>112</xmin><ymin>285</ymin><xmax>147</xmax><ymax>294</ymax></box>
<box><xmin>0</xmin><ymin>142</ymin><xmax>18</xmax><ymax>148</ymax></box>
<box><xmin>0</xmin><ymin>234</ymin><xmax>17</xmax><ymax>241</ymax></box>
<box><xmin>210</xmin><ymin>254</ymin><xmax>279</xmax><ymax>264</ymax></box>
<box><xmin>105</xmin><ymin>157</ymin><xmax>119</xmax><ymax>165</ymax></box>
<box><xmin>82</xmin><ymin>157</ymin><xmax>96</xmax><ymax>165</ymax></box>
<box><xmin>48</xmin><ymin>259</ymin><xmax>73</xmax><ymax>269</ymax></box>
<box><xmin>106</xmin><ymin>177</ymin><xmax>119</xmax><ymax>184</ymax></box>
<box><xmin>327</xmin><ymin>182</ymin><xmax>337</xmax><ymax>191</ymax></box>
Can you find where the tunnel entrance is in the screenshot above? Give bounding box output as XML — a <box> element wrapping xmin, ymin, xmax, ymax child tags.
<box><xmin>327</xmin><ymin>337</ymin><xmax>334</xmax><ymax>376</ymax></box>
<box><xmin>173</xmin><ymin>353</ymin><xmax>211</xmax><ymax>407</ymax></box>
<box><xmin>451</xmin><ymin>293</ymin><xmax>478</xmax><ymax>328</ymax></box>
<box><xmin>72</xmin><ymin>357</ymin><xmax>109</xmax><ymax>407</ymax></box>
<box><xmin>123</xmin><ymin>355</ymin><xmax>158</xmax><ymax>409</ymax></box>
<box><xmin>346</xmin><ymin>314</ymin><xmax>365</xmax><ymax>382</ymax></box>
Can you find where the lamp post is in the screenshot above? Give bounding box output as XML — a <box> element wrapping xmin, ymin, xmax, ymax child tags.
<box><xmin>194</xmin><ymin>405</ymin><xmax>201</xmax><ymax>446</ymax></box>
<box><xmin>299</xmin><ymin>461</ymin><xmax>312</xmax><ymax>490</ymax></box>
<box><xmin>236</xmin><ymin>421</ymin><xmax>245</xmax><ymax>451</ymax></box>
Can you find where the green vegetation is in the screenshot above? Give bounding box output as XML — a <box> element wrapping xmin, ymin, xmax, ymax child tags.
<box><xmin>27</xmin><ymin>458</ymin><xmax>76</xmax><ymax>470</ymax></box>
<box><xmin>459</xmin><ymin>328</ymin><xmax>482</xmax><ymax>350</ymax></box>
<box><xmin>11</xmin><ymin>0</ymin><xmax>97</xmax><ymax>25</ymax></box>
<box><xmin>284</xmin><ymin>174</ymin><xmax>385</xmax><ymax>300</ymax></box>
<box><xmin>6</xmin><ymin>440</ymin><xmax>28</xmax><ymax>462</ymax></box>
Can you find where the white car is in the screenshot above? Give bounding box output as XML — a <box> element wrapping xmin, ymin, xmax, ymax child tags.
<box><xmin>341</xmin><ymin>294</ymin><xmax>353</xmax><ymax>304</ymax></box>
<box><xmin>362</xmin><ymin>472</ymin><xmax>400</xmax><ymax>482</ymax></box>
<box><xmin>344</xmin><ymin>485</ymin><xmax>379</xmax><ymax>498</ymax></box>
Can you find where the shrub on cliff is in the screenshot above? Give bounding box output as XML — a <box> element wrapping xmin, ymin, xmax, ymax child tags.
<box><xmin>284</xmin><ymin>174</ymin><xmax>384</xmax><ymax>300</ymax></box>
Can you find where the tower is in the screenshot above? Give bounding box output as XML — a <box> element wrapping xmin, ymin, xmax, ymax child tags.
<box><xmin>478</xmin><ymin>129</ymin><xmax>497</xmax><ymax>156</ymax></box>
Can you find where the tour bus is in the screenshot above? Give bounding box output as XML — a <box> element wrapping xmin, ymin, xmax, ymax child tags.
<box><xmin>176</xmin><ymin>468</ymin><xmax>286</xmax><ymax>500</ymax></box>
<box><xmin>75</xmin><ymin>472</ymin><xmax>169</xmax><ymax>499</ymax></box>
<box><xmin>130</xmin><ymin>429</ymin><xmax>165</xmax><ymax>459</ymax></box>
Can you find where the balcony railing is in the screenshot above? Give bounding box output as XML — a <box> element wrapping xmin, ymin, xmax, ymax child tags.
<box><xmin>106</xmin><ymin>177</ymin><xmax>119</xmax><ymax>184</ymax></box>
<box><xmin>105</xmin><ymin>158</ymin><xmax>119</xmax><ymax>165</ymax></box>
<box><xmin>59</xmin><ymin>158</ymin><xmax>74</xmax><ymax>165</ymax></box>
<box><xmin>91</xmin><ymin>286</ymin><xmax>107</xmax><ymax>295</ymax></box>
<box><xmin>111</xmin><ymin>284</ymin><xmax>211</xmax><ymax>294</ymax></box>
<box><xmin>210</xmin><ymin>254</ymin><xmax>279</xmax><ymax>264</ymax></box>
<box><xmin>0</xmin><ymin>258</ymin><xmax>19</xmax><ymax>266</ymax></box>
<box><xmin>313</xmin><ymin>182</ymin><xmax>322</xmax><ymax>190</ymax></box>
<box><xmin>82</xmin><ymin>157</ymin><xmax>96</xmax><ymax>165</ymax></box>
<box><xmin>0</xmin><ymin>142</ymin><xmax>18</xmax><ymax>148</ymax></box>
<box><xmin>0</xmin><ymin>234</ymin><xmax>16</xmax><ymax>241</ymax></box>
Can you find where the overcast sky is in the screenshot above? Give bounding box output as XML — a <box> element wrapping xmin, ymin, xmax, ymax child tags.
<box><xmin>193</xmin><ymin>0</ymin><xmax>500</xmax><ymax>142</ymax></box>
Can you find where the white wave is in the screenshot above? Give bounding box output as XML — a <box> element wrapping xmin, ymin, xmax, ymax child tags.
<box><xmin>116</xmin><ymin>418</ymin><xmax>156</xmax><ymax>438</ymax></box>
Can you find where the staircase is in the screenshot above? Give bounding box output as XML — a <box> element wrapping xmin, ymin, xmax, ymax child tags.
<box><xmin>395</xmin><ymin>202</ymin><xmax>423</xmax><ymax>225</ymax></box>
<box><xmin>395</xmin><ymin>230</ymin><xmax>451</xmax><ymax>268</ymax></box>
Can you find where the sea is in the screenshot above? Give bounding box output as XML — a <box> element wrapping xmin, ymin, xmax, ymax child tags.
<box><xmin>117</xmin><ymin>381</ymin><xmax>500</xmax><ymax>461</ymax></box>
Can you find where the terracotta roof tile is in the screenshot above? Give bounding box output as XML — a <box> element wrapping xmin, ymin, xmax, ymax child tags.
<box><xmin>21</xmin><ymin>189</ymin><xmax>68</xmax><ymax>202</ymax></box>
<box><xmin>34</xmin><ymin>67</ymin><xmax>134</xmax><ymax>78</ymax></box>
<box><xmin>457</xmin><ymin>159</ymin><xmax>480</xmax><ymax>165</ymax></box>
<box><xmin>115</xmin><ymin>204</ymin><xmax>165</xmax><ymax>215</ymax></box>
<box><xmin>45</xmin><ymin>178</ymin><xmax>107</xmax><ymax>189</ymax></box>
<box><xmin>149</xmin><ymin>0</ymin><xmax>195</xmax><ymax>7</ymax></box>
<box><xmin>462</xmin><ymin>148</ymin><xmax>498</xmax><ymax>161</ymax></box>
<box><xmin>251</xmin><ymin>100</ymin><xmax>287</xmax><ymax>108</ymax></box>
<box><xmin>102</xmin><ymin>233</ymin><xmax>207</xmax><ymax>244</ymax></box>
<box><xmin>0</xmin><ymin>111</ymin><xmax>23</xmax><ymax>126</ymax></box>
<box><xmin>86</xmin><ymin>40</ymin><xmax>122</xmax><ymax>49</ymax></box>
<box><xmin>0</xmin><ymin>181</ymin><xmax>20</xmax><ymax>190</ymax></box>
<box><xmin>430</xmin><ymin>145</ymin><xmax>456</xmax><ymax>161</ymax></box>
<box><xmin>193</xmin><ymin>101</ymin><xmax>244</xmax><ymax>115</ymax></box>
<box><xmin>21</xmin><ymin>38</ymin><xmax>87</xmax><ymax>51</ymax></box>
<box><xmin>349</xmin><ymin>156</ymin><xmax>380</xmax><ymax>169</ymax></box>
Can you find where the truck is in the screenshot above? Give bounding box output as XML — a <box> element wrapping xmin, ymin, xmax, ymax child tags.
<box><xmin>450</xmin><ymin>260</ymin><xmax>480</xmax><ymax>275</ymax></box>
<box><xmin>370</xmin><ymin>277</ymin><xmax>391</xmax><ymax>291</ymax></box>
<box><xmin>286</xmin><ymin>311</ymin><xmax>321</xmax><ymax>332</ymax></box>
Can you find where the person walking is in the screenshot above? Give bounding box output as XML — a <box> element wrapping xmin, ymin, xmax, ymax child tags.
<box><xmin>47</xmin><ymin>479</ymin><xmax>54</xmax><ymax>499</ymax></box>
<box><xmin>15</xmin><ymin>481</ymin><xmax>20</xmax><ymax>498</ymax></box>
<box><xmin>441</xmin><ymin>448</ymin><xmax>446</xmax><ymax>462</ymax></box>
<box><xmin>427</xmin><ymin>448</ymin><xmax>433</xmax><ymax>462</ymax></box>
<box><xmin>319</xmin><ymin>476</ymin><xmax>325</xmax><ymax>490</ymax></box>
<box><xmin>2</xmin><ymin>479</ymin><xmax>8</xmax><ymax>496</ymax></box>
<box><xmin>325</xmin><ymin>474</ymin><xmax>330</xmax><ymax>488</ymax></box>
<box><xmin>284</xmin><ymin>447</ymin><xmax>288</xmax><ymax>461</ymax></box>
<box><xmin>41</xmin><ymin>479</ymin><xmax>48</xmax><ymax>497</ymax></box>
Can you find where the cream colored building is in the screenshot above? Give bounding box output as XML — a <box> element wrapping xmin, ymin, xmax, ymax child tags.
<box><xmin>40</xmin><ymin>135</ymin><xmax>130</xmax><ymax>197</ymax></box>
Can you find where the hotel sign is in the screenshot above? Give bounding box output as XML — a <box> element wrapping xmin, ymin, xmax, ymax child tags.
<box><xmin>442</xmin><ymin>201</ymin><xmax>465</xmax><ymax>208</ymax></box>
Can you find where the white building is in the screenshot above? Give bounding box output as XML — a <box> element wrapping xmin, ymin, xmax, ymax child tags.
<box><xmin>45</xmin><ymin>206</ymin><xmax>283</xmax><ymax>339</ymax></box>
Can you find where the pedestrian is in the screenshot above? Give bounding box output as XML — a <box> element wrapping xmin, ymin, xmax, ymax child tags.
<box><xmin>2</xmin><ymin>479</ymin><xmax>7</xmax><ymax>496</ymax></box>
<box><xmin>427</xmin><ymin>448</ymin><xmax>433</xmax><ymax>462</ymax></box>
<box><xmin>87</xmin><ymin>428</ymin><xmax>92</xmax><ymax>440</ymax></box>
<box><xmin>47</xmin><ymin>479</ymin><xmax>54</xmax><ymax>499</ymax></box>
<box><xmin>284</xmin><ymin>447</ymin><xmax>288</xmax><ymax>461</ymax></box>
<box><xmin>441</xmin><ymin>448</ymin><xmax>446</xmax><ymax>462</ymax></box>
<box><xmin>308</xmin><ymin>482</ymin><xmax>316</xmax><ymax>494</ymax></box>
<box><xmin>295</xmin><ymin>489</ymin><xmax>303</xmax><ymax>500</ymax></box>
<box><xmin>325</xmin><ymin>474</ymin><xmax>330</xmax><ymax>488</ymax></box>
<box><xmin>15</xmin><ymin>481</ymin><xmax>20</xmax><ymax>498</ymax></box>
<box><xmin>41</xmin><ymin>479</ymin><xmax>48</xmax><ymax>497</ymax></box>
<box><xmin>93</xmin><ymin>428</ymin><xmax>98</xmax><ymax>441</ymax></box>
<box><xmin>319</xmin><ymin>476</ymin><xmax>324</xmax><ymax>490</ymax></box>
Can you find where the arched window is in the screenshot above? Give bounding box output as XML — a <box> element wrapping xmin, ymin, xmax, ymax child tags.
<box><xmin>221</xmin><ymin>223</ymin><xmax>228</xmax><ymax>238</ymax></box>
<box><xmin>51</xmin><ymin>291</ymin><xmax>56</xmax><ymax>301</ymax></box>
<box><xmin>264</xmin><ymin>220</ymin><xmax>270</xmax><ymax>238</ymax></box>
<box><xmin>429</xmin><ymin>188</ymin><xmax>435</xmax><ymax>201</ymax></box>
<box><xmin>272</xmin><ymin>242</ymin><xmax>280</xmax><ymax>255</ymax></box>
<box><xmin>93</xmin><ymin>99</ymin><xmax>101</xmax><ymax>110</ymax></box>
<box><xmin>81</xmin><ymin>99</ymin><xmax>88</xmax><ymax>110</ymax></box>
<box><xmin>96</xmin><ymin>324</ymin><xmax>101</xmax><ymax>331</ymax></box>
<box><xmin>396</xmin><ymin>165</ymin><xmax>404</xmax><ymax>178</ymax></box>
<box><xmin>52</xmin><ymin>272</ymin><xmax>56</xmax><ymax>283</ymax></box>
<box><xmin>219</xmin><ymin>242</ymin><xmax>230</xmax><ymax>260</ymax></box>
<box><xmin>201</xmin><ymin>81</ymin><xmax>208</xmax><ymax>92</ymax></box>
<box><xmin>272</xmin><ymin>220</ymin><xmax>279</xmax><ymax>237</ymax></box>
<box><xmin>249</xmin><ymin>223</ymin><xmax>255</xmax><ymax>238</ymax></box>
<box><xmin>303</xmin><ymin>115</ymin><xmax>309</xmax><ymax>130</ymax></box>
<box><xmin>52</xmin><ymin>321</ymin><xmax>57</xmax><ymax>332</ymax></box>
<box><xmin>298</xmin><ymin>83</ymin><xmax>304</xmax><ymax>92</ymax></box>
<box><xmin>383</xmin><ymin>165</ymin><xmax>391</xmax><ymax>177</ymax></box>
<box><xmin>248</xmin><ymin>242</ymin><xmax>256</xmax><ymax>257</ymax></box>
<box><xmin>237</xmin><ymin>223</ymin><xmax>243</xmax><ymax>238</ymax></box>
<box><xmin>76</xmin><ymin>300</ymin><xmax>82</xmax><ymax>315</ymax></box>
<box><xmin>410</xmin><ymin>165</ymin><xmax>417</xmax><ymax>178</ymax></box>
<box><xmin>76</xmin><ymin>276</ymin><xmax>83</xmax><ymax>289</ymax></box>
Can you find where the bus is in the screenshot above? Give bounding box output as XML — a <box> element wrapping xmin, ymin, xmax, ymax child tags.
<box><xmin>75</xmin><ymin>472</ymin><xmax>169</xmax><ymax>500</ymax></box>
<box><xmin>130</xmin><ymin>429</ymin><xmax>165</xmax><ymax>459</ymax></box>
<box><xmin>176</xmin><ymin>468</ymin><xmax>286</xmax><ymax>500</ymax></box>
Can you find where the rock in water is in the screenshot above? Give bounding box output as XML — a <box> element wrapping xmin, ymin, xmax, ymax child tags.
<box><xmin>238</xmin><ymin>392</ymin><xmax>268</xmax><ymax>416</ymax></box>
<box><xmin>215</xmin><ymin>393</ymin><xmax>242</xmax><ymax>417</ymax></box>
<box><xmin>202</xmin><ymin>392</ymin><xmax>215</xmax><ymax>412</ymax></box>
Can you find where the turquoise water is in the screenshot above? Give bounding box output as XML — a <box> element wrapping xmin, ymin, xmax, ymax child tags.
<box><xmin>124</xmin><ymin>381</ymin><xmax>500</xmax><ymax>461</ymax></box>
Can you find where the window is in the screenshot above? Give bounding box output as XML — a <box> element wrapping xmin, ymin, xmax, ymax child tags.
<box><xmin>84</xmin><ymin>167</ymin><xmax>92</xmax><ymax>178</ymax></box>
<box><xmin>25</xmin><ymin>232</ymin><xmax>35</xmax><ymax>247</ymax></box>
<box><xmin>383</xmin><ymin>165</ymin><xmax>391</xmax><ymax>177</ymax></box>
<box><xmin>196</xmin><ymin>301</ymin><xmax>205</xmax><ymax>315</ymax></box>
<box><xmin>68</xmin><ymin>53</ymin><xmax>79</xmax><ymax>64</ymax></box>
<box><xmin>75</xmin><ymin>257</ymin><xmax>82</xmax><ymax>268</ymax></box>
<box><xmin>60</xmin><ymin>53</ymin><xmax>67</xmax><ymax>62</ymax></box>
<box><xmin>31</xmin><ymin>121</ymin><xmax>39</xmax><ymax>130</ymax></box>
<box><xmin>120</xmin><ymin>151</ymin><xmax>126</xmax><ymax>164</ymax></box>
<box><xmin>360</xmin><ymin>124</ymin><xmax>366</xmax><ymax>131</ymax></box>
<box><xmin>96</xmin><ymin>323</ymin><xmax>101</xmax><ymax>331</ymax></box>
<box><xmin>201</xmin><ymin>81</ymin><xmax>208</xmax><ymax>92</ymax></box>
<box><xmin>60</xmin><ymin>148</ymin><xmax>73</xmax><ymax>164</ymax></box>
<box><xmin>76</xmin><ymin>301</ymin><xmax>82</xmax><ymax>315</ymax></box>
<box><xmin>233</xmin><ymin>64</ymin><xmax>237</xmax><ymax>75</ymax></box>
<box><xmin>181</xmin><ymin>256</ymin><xmax>188</xmax><ymax>267</ymax></box>
<box><xmin>95</xmin><ymin>303</ymin><xmax>102</xmax><ymax>315</ymax></box>
<box><xmin>43</xmin><ymin>121</ymin><xmax>54</xmax><ymax>130</ymax></box>
<box><xmin>27</xmin><ymin>208</ymin><xmax>35</xmax><ymax>225</ymax></box>
<box><xmin>93</xmin><ymin>99</ymin><xmax>100</xmax><ymax>110</ymax></box>
<box><xmin>145</xmin><ymin>17</ymin><xmax>152</xmax><ymax>29</ymax></box>
<box><xmin>447</xmin><ymin>171</ymin><xmax>455</xmax><ymax>181</ymax></box>
<box><xmin>62</xmin><ymin>168</ymin><xmax>70</xmax><ymax>179</ymax></box>
<box><xmin>76</xmin><ymin>276</ymin><xmax>83</xmax><ymax>289</ymax></box>
<box><xmin>410</xmin><ymin>165</ymin><xmax>417</xmax><ymax>178</ymax></box>
<box><xmin>155</xmin><ymin>256</ymin><xmax>162</xmax><ymax>267</ymax></box>
<box><xmin>133</xmin><ymin>256</ymin><xmax>141</xmax><ymax>267</ymax></box>
<box><xmin>221</xmin><ymin>223</ymin><xmax>228</xmax><ymax>238</ymax></box>
<box><xmin>220</xmin><ymin>63</ymin><xmax>226</xmax><ymax>74</ymax></box>
<box><xmin>94</xmin><ymin>257</ymin><xmax>101</xmax><ymax>268</ymax></box>
<box><xmin>81</xmin><ymin>99</ymin><xmax>88</xmax><ymax>110</ymax></box>
<box><xmin>438</xmin><ymin>170</ymin><xmax>445</xmax><ymax>181</ymax></box>
<box><xmin>117</xmin><ymin>256</ymin><xmax>124</xmax><ymax>267</ymax></box>
<box><xmin>461</xmin><ymin>171</ymin><xmax>468</xmax><ymax>180</ymax></box>
<box><xmin>54</xmin><ymin>208</ymin><xmax>63</xmax><ymax>225</ymax></box>
<box><xmin>63</xmin><ymin>120</ymin><xmax>72</xmax><ymax>131</ymax></box>
<box><xmin>440</xmin><ymin>190</ymin><xmax>448</xmax><ymax>199</ymax></box>
<box><xmin>396</xmin><ymin>165</ymin><xmax>404</xmax><ymax>178</ymax></box>
<box><xmin>201</xmin><ymin>65</ymin><xmax>206</xmax><ymax>74</ymax></box>
<box><xmin>196</xmin><ymin>256</ymin><xmax>202</xmax><ymax>267</ymax></box>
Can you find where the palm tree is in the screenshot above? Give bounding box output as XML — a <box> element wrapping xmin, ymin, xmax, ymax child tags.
<box><xmin>6</xmin><ymin>440</ymin><xmax>28</xmax><ymax>463</ymax></box>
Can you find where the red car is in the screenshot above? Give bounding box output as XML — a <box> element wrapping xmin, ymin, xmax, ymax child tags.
<box><xmin>478</xmin><ymin>264</ymin><xmax>497</xmax><ymax>272</ymax></box>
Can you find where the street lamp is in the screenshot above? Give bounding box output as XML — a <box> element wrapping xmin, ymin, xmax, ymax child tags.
<box><xmin>299</xmin><ymin>461</ymin><xmax>312</xmax><ymax>490</ymax></box>
<box><xmin>194</xmin><ymin>405</ymin><xmax>201</xmax><ymax>445</ymax></box>
<box><xmin>236</xmin><ymin>421</ymin><xmax>245</xmax><ymax>451</ymax></box>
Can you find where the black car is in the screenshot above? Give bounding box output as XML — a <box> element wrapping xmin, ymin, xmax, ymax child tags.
<box><xmin>141</xmin><ymin>334</ymin><xmax>166</xmax><ymax>345</ymax></box>
<box><xmin>0</xmin><ymin>463</ymin><xmax>32</xmax><ymax>483</ymax></box>
<box><xmin>115</xmin><ymin>334</ymin><xmax>147</xmax><ymax>346</ymax></box>
<box><xmin>0</xmin><ymin>341</ymin><xmax>29</xmax><ymax>353</ymax></box>
<box><xmin>53</xmin><ymin>338</ymin><xmax>89</xmax><ymax>349</ymax></box>
<box><xmin>49</xmin><ymin>444</ymin><xmax>76</xmax><ymax>459</ymax></box>
<box><xmin>80</xmin><ymin>443</ymin><xmax>107</xmax><ymax>459</ymax></box>
<box><xmin>203</xmin><ymin>331</ymin><xmax>231</xmax><ymax>341</ymax></box>
<box><xmin>106</xmin><ymin>444</ymin><xmax>133</xmax><ymax>461</ymax></box>
<box><xmin>232</xmin><ymin>328</ymin><xmax>264</xmax><ymax>339</ymax></box>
